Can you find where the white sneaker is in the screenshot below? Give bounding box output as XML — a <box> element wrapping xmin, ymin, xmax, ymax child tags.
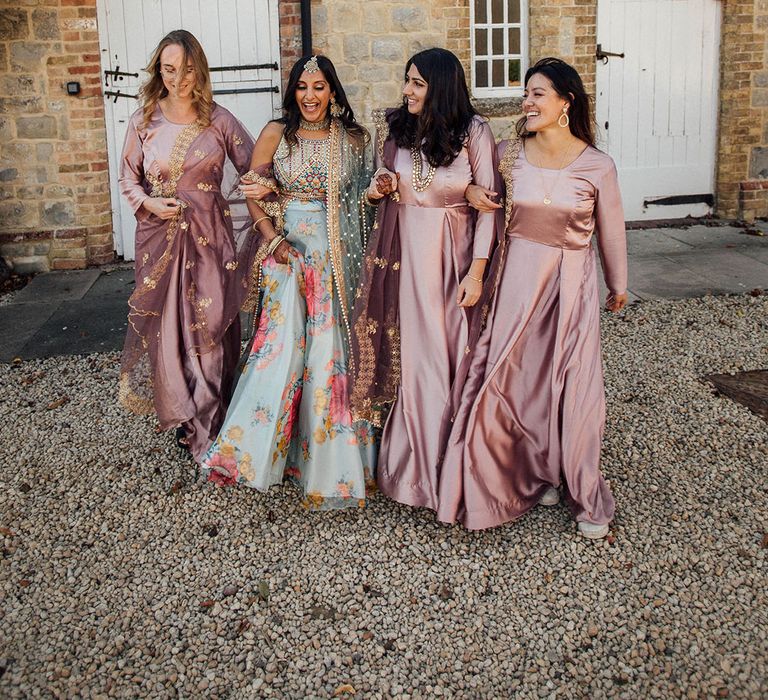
<box><xmin>578</xmin><ymin>521</ymin><xmax>609</xmax><ymax>539</ymax></box>
<box><xmin>538</xmin><ymin>486</ymin><xmax>559</xmax><ymax>506</ymax></box>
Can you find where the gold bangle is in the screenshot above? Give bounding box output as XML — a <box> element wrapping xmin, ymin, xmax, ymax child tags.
<box><xmin>252</xmin><ymin>215</ymin><xmax>270</xmax><ymax>232</ymax></box>
<box><xmin>266</xmin><ymin>235</ymin><xmax>285</xmax><ymax>256</ymax></box>
<box><xmin>466</xmin><ymin>274</ymin><xmax>483</xmax><ymax>283</ymax></box>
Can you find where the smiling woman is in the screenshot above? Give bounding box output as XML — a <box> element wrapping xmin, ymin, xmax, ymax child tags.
<box><xmin>201</xmin><ymin>55</ymin><xmax>377</xmax><ymax>509</ymax></box>
<box><xmin>117</xmin><ymin>30</ymin><xmax>256</xmax><ymax>461</ymax></box>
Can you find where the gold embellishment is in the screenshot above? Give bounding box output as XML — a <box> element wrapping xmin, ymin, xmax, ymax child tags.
<box><xmin>225</xmin><ymin>261</ymin><xmax>238</xmax><ymax>271</ymax></box>
<box><xmin>142</xmin><ymin>276</ymin><xmax>157</xmax><ymax>290</ymax></box>
<box><xmin>118</xmin><ymin>373</ymin><xmax>153</xmax><ymax>415</ymax></box>
<box><xmin>241</xmin><ymin>170</ymin><xmax>279</xmax><ymax>193</ymax></box>
<box><xmin>197</xmin><ymin>236</ymin><xmax>209</xmax><ymax>246</ymax></box>
<box><xmin>224</xmin><ymin>209</ymin><xmax>231</xmax><ymax>217</ymax></box>
<box><xmin>194</xmin><ymin>149</ymin><xmax>207</xmax><ymax>159</ymax></box>
<box><xmin>241</xmin><ymin>239</ymin><xmax>272</xmax><ymax>316</ymax></box>
<box><xmin>372</xmin><ymin>109</ymin><xmax>390</xmax><ymax>165</ymax></box>
<box><xmin>180</xmin><ymin>222</ymin><xmax>189</xmax><ymax>230</ymax></box>
<box><xmin>373</xmin><ymin>257</ymin><xmax>387</xmax><ymax>268</ymax></box>
<box><xmin>197</xmin><ymin>182</ymin><xmax>213</xmax><ymax>192</ymax></box>
<box><xmin>392</xmin><ymin>262</ymin><xmax>400</xmax><ymax>271</ymax></box>
<box><xmin>304</xmin><ymin>55</ymin><xmax>320</xmax><ymax>73</ymax></box>
<box><xmin>233</xmin><ymin>135</ymin><xmax>243</xmax><ymax>146</ymax></box>
<box><xmin>141</xmin><ymin>253</ymin><xmax>149</xmax><ymax>265</ymax></box>
<box><xmin>325</xmin><ymin>117</ymin><xmax>355</xmax><ymax>372</ymax></box>
<box><xmin>185</xmin><ymin>260</ymin><xmax>195</xmax><ymax>269</ymax></box>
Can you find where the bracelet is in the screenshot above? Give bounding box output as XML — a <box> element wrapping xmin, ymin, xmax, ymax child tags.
<box><xmin>266</xmin><ymin>235</ymin><xmax>285</xmax><ymax>256</ymax></box>
<box><xmin>251</xmin><ymin>215</ymin><xmax>270</xmax><ymax>232</ymax></box>
<box><xmin>466</xmin><ymin>274</ymin><xmax>483</xmax><ymax>283</ymax></box>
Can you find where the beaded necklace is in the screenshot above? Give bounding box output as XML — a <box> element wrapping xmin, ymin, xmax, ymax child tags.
<box><xmin>410</xmin><ymin>146</ymin><xmax>436</xmax><ymax>192</ymax></box>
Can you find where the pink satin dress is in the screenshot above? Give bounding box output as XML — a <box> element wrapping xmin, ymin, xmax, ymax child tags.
<box><xmin>378</xmin><ymin>116</ymin><xmax>497</xmax><ymax>511</ymax></box>
<box><xmin>437</xmin><ymin>141</ymin><xmax>627</xmax><ymax>530</ymax></box>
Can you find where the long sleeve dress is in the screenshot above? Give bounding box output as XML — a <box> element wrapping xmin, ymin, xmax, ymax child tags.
<box><xmin>437</xmin><ymin>140</ymin><xmax>628</xmax><ymax>530</ymax></box>
<box><xmin>118</xmin><ymin>103</ymin><xmax>254</xmax><ymax>461</ymax></box>
<box><xmin>377</xmin><ymin>116</ymin><xmax>498</xmax><ymax>511</ymax></box>
<box><xmin>201</xmin><ymin>121</ymin><xmax>377</xmax><ymax>509</ymax></box>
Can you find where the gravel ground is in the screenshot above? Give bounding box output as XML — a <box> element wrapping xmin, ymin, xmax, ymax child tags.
<box><xmin>1</xmin><ymin>294</ymin><xmax>766</xmax><ymax>699</ymax></box>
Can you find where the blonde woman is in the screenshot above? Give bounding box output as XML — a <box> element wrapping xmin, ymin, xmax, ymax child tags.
<box><xmin>118</xmin><ymin>30</ymin><xmax>272</xmax><ymax>461</ymax></box>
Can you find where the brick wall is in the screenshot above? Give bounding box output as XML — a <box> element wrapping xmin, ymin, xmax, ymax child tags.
<box><xmin>0</xmin><ymin>0</ymin><xmax>113</xmax><ymax>272</ymax></box>
<box><xmin>718</xmin><ymin>1</ymin><xmax>768</xmax><ymax>220</ymax></box>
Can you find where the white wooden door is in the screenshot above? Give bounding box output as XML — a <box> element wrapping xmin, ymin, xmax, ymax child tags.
<box><xmin>96</xmin><ymin>0</ymin><xmax>281</xmax><ymax>260</ymax></box>
<box><xmin>595</xmin><ymin>0</ymin><xmax>721</xmax><ymax>220</ymax></box>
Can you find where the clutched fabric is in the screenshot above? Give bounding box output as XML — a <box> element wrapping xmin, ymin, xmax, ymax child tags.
<box><xmin>348</xmin><ymin>110</ymin><xmax>402</xmax><ymax>426</ymax></box>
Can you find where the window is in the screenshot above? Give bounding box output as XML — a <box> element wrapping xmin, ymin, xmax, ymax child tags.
<box><xmin>471</xmin><ymin>0</ymin><xmax>528</xmax><ymax>98</ymax></box>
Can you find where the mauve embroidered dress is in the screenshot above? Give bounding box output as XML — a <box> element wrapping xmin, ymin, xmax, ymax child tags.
<box><xmin>118</xmin><ymin>104</ymin><xmax>254</xmax><ymax>461</ymax></box>
<box><xmin>378</xmin><ymin>116</ymin><xmax>497</xmax><ymax>510</ymax></box>
<box><xmin>437</xmin><ymin>141</ymin><xmax>627</xmax><ymax>530</ymax></box>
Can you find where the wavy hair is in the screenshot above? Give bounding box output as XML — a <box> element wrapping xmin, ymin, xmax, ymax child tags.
<box><xmin>388</xmin><ymin>48</ymin><xmax>479</xmax><ymax>168</ymax></box>
<box><xmin>516</xmin><ymin>57</ymin><xmax>595</xmax><ymax>146</ymax></box>
<box><xmin>280</xmin><ymin>55</ymin><xmax>368</xmax><ymax>146</ymax></box>
<box><xmin>139</xmin><ymin>30</ymin><xmax>213</xmax><ymax>129</ymax></box>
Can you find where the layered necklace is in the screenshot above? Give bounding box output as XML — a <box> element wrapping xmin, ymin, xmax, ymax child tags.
<box><xmin>528</xmin><ymin>140</ymin><xmax>576</xmax><ymax>205</ymax></box>
<box><xmin>299</xmin><ymin>116</ymin><xmax>330</xmax><ymax>132</ymax></box>
<box><xmin>411</xmin><ymin>145</ymin><xmax>436</xmax><ymax>192</ymax></box>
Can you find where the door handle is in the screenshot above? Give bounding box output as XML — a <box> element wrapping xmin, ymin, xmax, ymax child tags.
<box><xmin>596</xmin><ymin>44</ymin><xmax>625</xmax><ymax>65</ymax></box>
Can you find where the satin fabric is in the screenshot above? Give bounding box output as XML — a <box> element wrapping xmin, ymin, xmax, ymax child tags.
<box><xmin>377</xmin><ymin>116</ymin><xmax>497</xmax><ymax>510</ymax></box>
<box><xmin>437</xmin><ymin>141</ymin><xmax>627</xmax><ymax>529</ymax></box>
<box><xmin>118</xmin><ymin>104</ymin><xmax>254</xmax><ymax>461</ymax></box>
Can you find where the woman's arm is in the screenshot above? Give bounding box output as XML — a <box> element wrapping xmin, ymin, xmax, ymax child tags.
<box><xmin>240</xmin><ymin>121</ymin><xmax>283</xmax><ymax>202</ymax></box>
<box><xmin>456</xmin><ymin>119</ymin><xmax>498</xmax><ymax>307</ymax></box>
<box><xmin>594</xmin><ymin>160</ymin><xmax>628</xmax><ymax>311</ymax></box>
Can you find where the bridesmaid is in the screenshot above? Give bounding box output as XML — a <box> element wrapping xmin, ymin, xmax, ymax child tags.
<box><xmin>350</xmin><ymin>48</ymin><xmax>498</xmax><ymax>513</ymax></box>
<box><xmin>440</xmin><ymin>57</ymin><xmax>628</xmax><ymax>538</ymax></box>
<box><xmin>118</xmin><ymin>30</ymin><xmax>257</xmax><ymax>461</ymax></box>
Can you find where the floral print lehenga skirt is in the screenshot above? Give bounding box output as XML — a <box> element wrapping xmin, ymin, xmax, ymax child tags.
<box><xmin>202</xmin><ymin>200</ymin><xmax>377</xmax><ymax>508</ymax></box>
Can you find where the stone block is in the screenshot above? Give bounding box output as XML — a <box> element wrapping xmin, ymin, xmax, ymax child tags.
<box><xmin>0</xmin><ymin>8</ymin><xmax>30</xmax><ymax>40</ymax></box>
<box><xmin>362</xmin><ymin>5</ymin><xmax>391</xmax><ymax>34</ymax></box>
<box><xmin>17</xmin><ymin>185</ymin><xmax>44</xmax><ymax>198</ymax></box>
<box><xmin>32</xmin><ymin>8</ymin><xmax>59</xmax><ymax>39</ymax></box>
<box><xmin>0</xmin><ymin>168</ymin><xmax>18</xmax><ymax>182</ymax></box>
<box><xmin>0</xmin><ymin>95</ymin><xmax>44</xmax><ymax>114</ymax></box>
<box><xmin>329</xmin><ymin>2</ymin><xmax>361</xmax><ymax>31</ymax></box>
<box><xmin>51</xmin><ymin>258</ymin><xmax>85</xmax><ymax>271</ymax></box>
<box><xmin>37</xmin><ymin>143</ymin><xmax>53</xmax><ymax>160</ymax></box>
<box><xmin>0</xmin><ymin>44</ymin><xmax>7</xmax><ymax>72</ymax></box>
<box><xmin>752</xmin><ymin>88</ymin><xmax>768</xmax><ymax>107</ymax></box>
<box><xmin>392</xmin><ymin>7</ymin><xmax>427</xmax><ymax>33</ymax></box>
<box><xmin>372</xmin><ymin>37</ymin><xmax>405</xmax><ymax>63</ymax></box>
<box><xmin>0</xmin><ymin>186</ymin><xmax>12</xmax><ymax>201</ymax></box>
<box><xmin>16</xmin><ymin>115</ymin><xmax>58</xmax><ymax>139</ymax></box>
<box><xmin>42</xmin><ymin>201</ymin><xmax>75</xmax><ymax>227</ymax></box>
<box><xmin>0</xmin><ymin>200</ymin><xmax>38</xmax><ymax>228</ymax></box>
<box><xmin>10</xmin><ymin>42</ymin><xmax>48</xmax><ymax>72</ymax></box>
<box><xmin>343</xmin><ymin>35</ymin><xmax>370</xmax><ymax>64</ymax></box>
<box><xmin>749</xmin><ymin>147</ymin><xmax>768</xmax><ymax>179</ymax></box>
<box><xmin>45</xmin><ymin>184</ymin><xmax>73</xmax><ymax>198</ymax></box>
<box><xmin>0</xmin><ymin>74</ymin><xmax>35</xmax><ymax>95</ymax></box>
<box><xmin>356</xmin><ymin>61</ymin><xmax>394</xmax><ymax>84</ymax></box>
<box><xmin>9</xmin><ymin>255</ymin><xmax>50</xmax><ymax>274</ymax></box>
<box><xmin>0</xmin><ymin>142</ymin><xmax>35</xmax><ymax>165</ymax></box>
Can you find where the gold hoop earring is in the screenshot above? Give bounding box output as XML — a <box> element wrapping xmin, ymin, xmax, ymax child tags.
<box><xmin>558</xmin><ymin>109</ymin><xmax>570</xmax><ymax>128</ymax></box>
<box><xmin>330</xmin><ymin>96</ymin><xmax>343</xmax><ymax>118</ymax></box>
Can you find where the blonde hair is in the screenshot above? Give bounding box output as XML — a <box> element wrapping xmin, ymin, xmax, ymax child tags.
<box><xmin>139</xmin><ymin>30</ymin><xmax>213</xmax><ymax>129</ymax></box>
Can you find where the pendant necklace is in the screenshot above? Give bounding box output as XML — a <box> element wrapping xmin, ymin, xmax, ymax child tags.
<box><xmin>411</xmin><ymin>145</ymin><xmax>436</xmax><ymax>192</ymax></box>
<box><xmin>530</xmin><ymin>140</ymin><xmax>575</xmax><ymax>205</ymax></box>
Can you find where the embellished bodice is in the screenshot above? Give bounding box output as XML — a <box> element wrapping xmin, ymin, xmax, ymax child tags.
<box><xmin>274</xmin><ymin>134</ymin><xmax>330</xmax><ymax>199</ymax></box>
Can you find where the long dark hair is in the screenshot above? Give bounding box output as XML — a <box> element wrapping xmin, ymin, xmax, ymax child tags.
<box><xmin>388</xmin><ymin>48</ymin><xmax>479</xmax><ymax>168</ymax></box>
<box><xmin>280</xmin><ymin>55</ymin><xmax>367</xmax><ymax>146</ymax></box>
<box><xmin>516</xmin><ymin>57</ymin><xmax>595</xmax><ymax>146</ymax></box>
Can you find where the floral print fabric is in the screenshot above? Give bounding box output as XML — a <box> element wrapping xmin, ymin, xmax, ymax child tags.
<box><xmin>202</xmin><ymin>201</ymin><xmax>377</xmax><ymax>508</ymax></box>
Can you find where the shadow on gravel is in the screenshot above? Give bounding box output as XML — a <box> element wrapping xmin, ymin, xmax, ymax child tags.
<box><xmin>705</xmin><ymin>369</ymin><xmax>768</xmax><ymax>421</ymax></box>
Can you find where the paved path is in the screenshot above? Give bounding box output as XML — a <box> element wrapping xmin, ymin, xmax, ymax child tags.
<box><xmin>1</xmin><ymin>223</ymin><xmax>766</xmax><ymax>362</ymax></box>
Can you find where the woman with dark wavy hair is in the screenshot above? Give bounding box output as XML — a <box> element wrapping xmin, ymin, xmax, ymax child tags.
<box><xmin>349</xmin><ymin>48</ymin><xmax>498</xmax><ymax>514</ymax></box>
<box><xmin>118</xmin><ymin>30</ymin><xmax>256</xmax><ymax>461</ymax></box>
<box><xmin>442</xmin><ymin>58</ymin><xmax>628</xmax><ymax>538</ymax></box>
<box><xmin>201</xmin><ymin>55</ymin><xmax>377</xmax><ymax>509</ymax></box>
